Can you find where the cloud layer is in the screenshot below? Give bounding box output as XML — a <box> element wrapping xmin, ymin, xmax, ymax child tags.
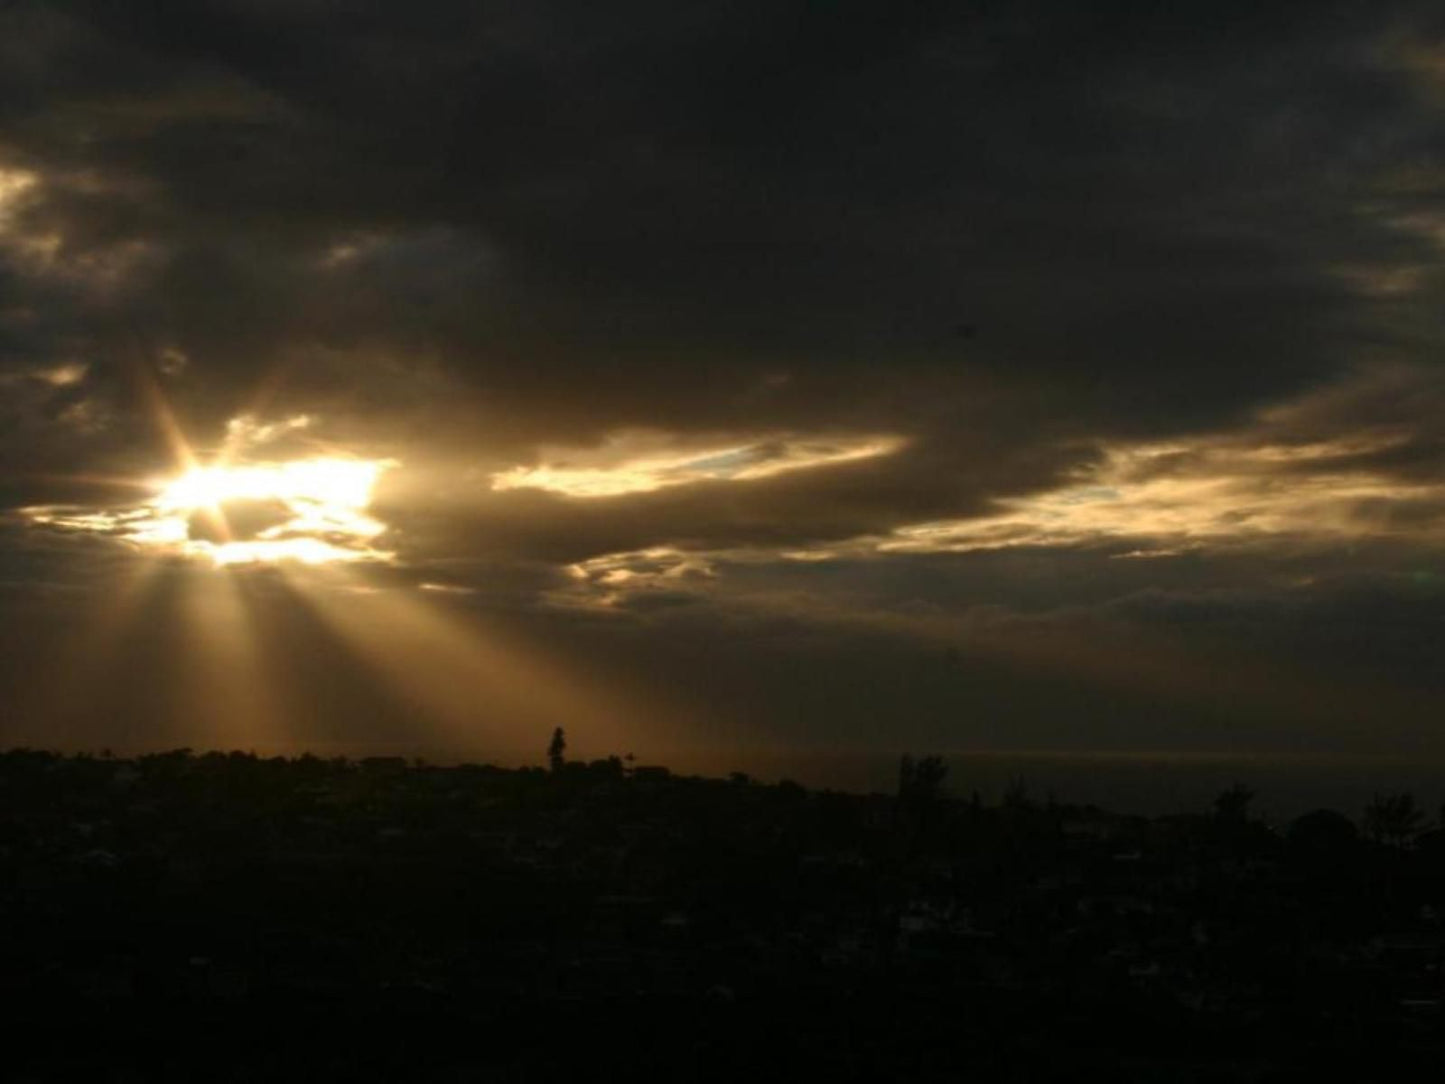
<box><xmin>2</xmin><ymin>1</ymin><xmax>1444</xmax><ymax>769</ymax></box>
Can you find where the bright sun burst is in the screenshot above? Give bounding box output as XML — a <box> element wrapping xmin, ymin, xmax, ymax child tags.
<box><xmin>15</xmin><ymin>457</ymin><xmax>400</xmax><ymax>566</ymax></box>
<box><xmin>140</xmin><ymin>458</ymin><xmax>395</xmax><ymax>566</ymax></box>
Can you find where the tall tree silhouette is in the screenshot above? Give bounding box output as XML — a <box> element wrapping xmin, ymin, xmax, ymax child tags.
<box><xmin>897</xmin><ymin>754</ymin><xmax>948</xmax><ymax>806</ymax></box>
<box><xmin>547</xmin><ymin>727</ymin><xmax>566</xmax><ymax>773</ymax></box>
<box><xmin>896</xmin><ymin>754</ymin><xmax>949</xmax><ymax>846</ymax></box>
<box><xmin>1213</xmin><ymin>783</ymin><xmax>1256</xmax><ymax>823</ymax></box>
<box><xmin>1364</xmin><ymin>791</ymin><xmax>1423</xmax><ymax>848</ymax></box>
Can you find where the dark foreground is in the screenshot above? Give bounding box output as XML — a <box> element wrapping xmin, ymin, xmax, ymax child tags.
<box><xmin>4</xmin><ymin>748</ymin><xmax>1445</xmax><ymax>1081</ymax></box>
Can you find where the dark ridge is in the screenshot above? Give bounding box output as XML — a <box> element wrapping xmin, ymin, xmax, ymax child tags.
<box><xmin>3</xmin><ymin>746</ymin><xmax>1445</xmax><ymax>1081</ymax></box>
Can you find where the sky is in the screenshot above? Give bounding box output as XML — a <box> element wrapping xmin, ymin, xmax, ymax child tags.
<box><xmin>2</xmin><ymin>1</ymin><xmax>1444</xmax><ymax>783</ymax></box>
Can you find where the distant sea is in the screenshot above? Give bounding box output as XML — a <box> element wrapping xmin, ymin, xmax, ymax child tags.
<box><xmin>656</xmin><ymin>749</ymin><xmax>1445</xmax><ymax>824</ymax></box>
<box><xmin>418</xmin><ymin>745</ymin><xmax>1445</xmax><ymax>822</ymax></box>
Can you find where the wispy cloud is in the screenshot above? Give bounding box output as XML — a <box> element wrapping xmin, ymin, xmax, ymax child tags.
<box><xmin>491</xmin><ymin>431</ymin><xmax>904</xmax><ymax>498</ymax></box>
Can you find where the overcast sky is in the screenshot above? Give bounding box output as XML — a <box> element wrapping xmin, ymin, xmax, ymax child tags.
<box><xmin>2</xmin><ymin>1</ymin><xmax>1444</xmax><ymax>776</ymax></box>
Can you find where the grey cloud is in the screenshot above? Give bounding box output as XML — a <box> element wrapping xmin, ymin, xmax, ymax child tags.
<box><xmin>2</xmin><ymin>1</ymin><xmax>1445</xmax><ymax>760</ymax></box>
<box><xmin>0</xmin><ymin>1</ymin><xmax>1431</xmax><ymax>438</ymax></box>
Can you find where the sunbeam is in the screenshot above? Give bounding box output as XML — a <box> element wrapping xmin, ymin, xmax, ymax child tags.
<box><xmin>171</xmin><ymin>567</ymin><xmax>292</xmax><ymax>751</ymax></box>
<box><xmin>277</xmin><ymin>564</ymin><xmax>659</xmax><ymax>762</ymax></box>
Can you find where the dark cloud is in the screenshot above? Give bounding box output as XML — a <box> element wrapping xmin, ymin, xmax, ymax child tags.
<box><xmin>2</xmin><ymin>1</ymin><xmax>1445</xmax><ymax>768</ymax></box>
<box><xmin>0</xmin><ymin>2</ymin><xmax>1428</xmax><ymax>431</ymax></box>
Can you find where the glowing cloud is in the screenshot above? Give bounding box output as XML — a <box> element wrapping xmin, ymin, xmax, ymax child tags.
<box><xmin>552</xmin><ymin>415</ymin><xmax>1445</xmax><ymax>611</ymax></box>
<box><xmin>491</xmin><ymin>431</ymin><xmax>904</xmax><ymax>498</ymax></box>
<box><xmin>221</xmin><ymin>413</ymin><xmax>313</xmax><ymax>450</ymax></box>
<box><xmin>878</xmin><ymin>434</ymin><xmax>1445</xmax><ymax>557</ymax></box>
<box><xmin>556</xmin><ymin>547</ymin><xmax>718</xmax><ymax>608</ymax></box>
<box><xmin>26</xmin><ymin>456</ymin><xmax>397</xmax><ymax>567</ymax></box>
<box><xmin>0</xmin><ymin>166</ymin><xmax>36</xmax><ymax>222</ymax></box>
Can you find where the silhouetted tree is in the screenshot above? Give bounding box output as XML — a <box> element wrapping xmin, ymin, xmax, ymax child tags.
<box><xmin>897</xmin><ymin>754</ymin><xmax>948</xmax><ymax>805</ymax></box>
<box><xmin>547</xmin><ymin>727</ymin><xmax>566</xmax><ymax>773</ymax></box>
<box><xmin>897</xmin><ymin>755</ymin><xmax>949</xmax><ymax>850</ymax></box>
<box><xmin>1363</xmin><ymin>791</ymin><xmax>1424</xmax><ymax>848</ymax></box>
<box><xmin>1212</xmin><ymin>783</ymin><xmax>1256</xmax><ymax>823</ymax></box>
<box><xmin>1002</xmin><ymin>775</ymin><xmax>1035</xmax><ymax>813</ymax></box>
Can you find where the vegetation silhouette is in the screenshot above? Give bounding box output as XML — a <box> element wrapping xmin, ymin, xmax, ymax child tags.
<box><xmin>1365</xmin><ymin>790</ymin><xmax>1426</xmax><ymax>848</ymax></box>
<box><xmin>4</xmin><ymin>747</ymin><xmax>1445</xmax><ymax>1080</ymax></box>
<box><xmin>547</xmin><ymin>726</ymin><xmax>567</xmax><ymax>774</ymax></box>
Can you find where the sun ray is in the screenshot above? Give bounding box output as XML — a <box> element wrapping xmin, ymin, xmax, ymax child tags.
<box><xmin>11</xmin><ymin>552</ymin><xmax>171</xmax><ymax>746</ymax></box>
<box><xmin>170</xmin><ymin>567</ymin><xmax>293</xmax><ymax>752</ymax></box>
<box><xmin>253</xmin><ymin>568</ymin><xmax>473</xmax><ymax>753</ymax></box>
<box><xmin>281</xmin><ymin>565</ymin><xmax>656</xmax><ymax>762</ymax></box>
<box><xmin>131</xmin><ymin>358</ymin><xmax>201</xmax><ymax>479</ymax></box>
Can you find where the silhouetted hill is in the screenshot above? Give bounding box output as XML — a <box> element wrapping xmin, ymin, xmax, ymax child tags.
<box><xmin>3</xmin><ymin>747</ymin><xmax>1445</xmax><ymax>1081</ymax></box>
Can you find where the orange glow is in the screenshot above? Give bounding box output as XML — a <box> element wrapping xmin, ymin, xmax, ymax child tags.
<box><xmin>278</xmin><ymin>564</ymin><xmax>653</xmax><ymax>754</ymax></box>
<box><xmin>25</xmin><ymin>456</ymin><xmax>397</xmax><ymax>566</ymax></box>
<box><xmin>492</xmin><ymin>431</ymin><xmax>904</xmax><ymax>498</ymax></box>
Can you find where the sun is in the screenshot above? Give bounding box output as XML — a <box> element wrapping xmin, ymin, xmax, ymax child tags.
<box><xmin>157</xmin><ymin>459</ymin><xmax>381</xmax><ymax>511</ymax></box>
<box><xmin>147</xmin><ymin>458</ymin><xmax>395</xmax><ymax>566</ymax></box>
<box><xmin>19</xmin><ymin>400</ymin><xmax>398</xmax><ymax>567</ymax></box>
<box><xmin>125</xmin><ymin>457</ymin><xmax>396</xmax><ymax>566</ymax></box>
